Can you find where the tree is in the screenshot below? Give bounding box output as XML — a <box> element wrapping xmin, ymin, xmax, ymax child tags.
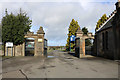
<box><xmin>2</xmin><ymin>9</ymin><xmax>32</xmax><ymax>55</ymax></box>
<box><xmin>95</xmin><ymin>14</ymin><xmax>108</xmax><ymax>31</ymax></box>
<box><xmin>66</xmin><ymin>19</ymin><xmax>80</xmax><ymax>51</ymax></box>
<box><xmin>82</xmin><ymin>27</ymin><xmax>92</xmax><ymax>46</ymax></box>
<box><xmin>85</xmin><ymin>39</ymin><xmax>92</xmax><ymax>46</ymax></box>
<box><xmin>82</xmin><ymin>27</ymin><xmax>88</xmax><ymax>35</ymax></box>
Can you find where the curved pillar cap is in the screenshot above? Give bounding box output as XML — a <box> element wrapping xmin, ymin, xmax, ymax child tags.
<box><xmin>37</xmin><ymin>26</ymin><xmax>45</xmax><ymax>34</ymax></box>
<box><xmin>76</xmin><ymin>27</ymin><xmax>83</xmax><ymax>34</ymax></box>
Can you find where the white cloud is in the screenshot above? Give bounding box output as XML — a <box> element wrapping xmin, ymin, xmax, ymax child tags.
<box><xmin>0</xmin><ymin>1</ymin><xmax>117</xmax><ymax>46</ymax></box>
<box><xmin>0</xmin><ymin>0</ymin><xmax>117</xmax><ymax>2</ymax></box>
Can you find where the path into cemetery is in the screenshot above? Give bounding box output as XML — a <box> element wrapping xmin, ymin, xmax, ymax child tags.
<box><xmin>2</xmin><ymin>50</ymin><xmax>118</xmax><ymax>79</ymax></box>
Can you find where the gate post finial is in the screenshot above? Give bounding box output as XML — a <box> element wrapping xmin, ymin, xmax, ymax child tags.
<box><xmin>37</xmin><ymin>26</ymin><xmax>45</xmax><ymax>34</ymax></box>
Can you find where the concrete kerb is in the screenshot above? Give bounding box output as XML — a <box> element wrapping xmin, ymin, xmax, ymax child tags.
<box><xmin>2</xmin><ymin>56</ymin><xmax>15</xmax><ymax>61</ymax></box>
<box><xmin>67</xmin><ymin>51</ymin><xmax>120</xmax><ymax>64</ymax></box>
<box><xmin>2</xmin><ymin>55</ymin><xmax>47</xmax><ymax>61</ymax></box>
<box><xmin>67</xmin><ymin>51</ymin><xmax>80</xmax><ymax>59</ymax></box>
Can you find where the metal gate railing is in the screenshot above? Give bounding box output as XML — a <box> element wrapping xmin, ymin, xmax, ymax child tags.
<box><xmin>44</xmin><ymin>39</ymin><xmax>47</xmax><ymax>57</ymax></box>
<box><xmin>75</xmin><ymin>37</ymin><xmax>80</xmax><ymax>58</ymax></box>
<box><xmin>25</xmin><ymin>38</ymin><xmax>35</xmax><ymax>56</ymax></box>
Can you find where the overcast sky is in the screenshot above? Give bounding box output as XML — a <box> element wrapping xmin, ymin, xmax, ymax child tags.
<box><xmin>0</xmin><ymin>0</ymin><xmax>117</xmax><ymax>46</ymax></box>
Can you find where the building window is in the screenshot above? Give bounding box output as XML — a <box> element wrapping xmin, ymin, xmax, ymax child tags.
<box><xmin>102</xmin><ymin>33</ymin><xmax>105</xmax><ymax>50</ymax></box>
<box><xmin>105</xmin><ymin>31</ymin><xmax>108</xmax><ymax>50</ymax></box>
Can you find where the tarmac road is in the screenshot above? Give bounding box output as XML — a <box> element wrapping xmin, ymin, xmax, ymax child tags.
<box><xmin>2</xmin><ymin>50</ymin><xmax>119</xmax><ymax>79</ymax></box>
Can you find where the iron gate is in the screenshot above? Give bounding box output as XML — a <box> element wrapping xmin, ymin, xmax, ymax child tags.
<box><xmin>44</xmin><ymin>39</ymin><xmax>47</xmax><ymax>57</ymax></box>
<box><xmin>25</xmin><ymin>38</ymin><xmax>35</xmax><ymax>56</ymax></box>
<box><xmin>75</xmin><ymin>37</ymin><xmax>80</xmax><ymax>58</ymax></box>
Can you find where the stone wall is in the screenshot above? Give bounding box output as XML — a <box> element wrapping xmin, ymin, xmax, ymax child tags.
<box><xmin>95</xmin><ymin>28</ymin><xmax>115</xmax><ymax>59</ymax></box>
<box><xmin>112</xmin><ymin>2</ymin><xmax>120</xmax><ymax>60</ymax></box>
<box><xmin>5</xmin><ymin>44</ymin><xmax>24</xmax><ymax>56</ymax></box>
<box><xmin>4</xmin><ymin>26</ymin><xmax>46</xmax><ymax>56</ymax></box>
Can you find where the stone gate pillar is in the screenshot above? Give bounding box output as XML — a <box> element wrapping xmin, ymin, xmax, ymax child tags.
<box><xmin>82</xmin><ymin>39</ymin><xmax>85</xmax><ymax>56</ymax></box>
<box><xmin>76</xmin><ymin>27</ymin><xmax>85</xmax><ymax>58</ymax></box>
<box><xmin>35</xmin><ymin>26</ymin><xmax>45</xmax><ymax>56</ymax></box>
<box><xmin>75</xmin><ymin>27</ymin><xmax>94</xmax><ymax>58</ymax></box>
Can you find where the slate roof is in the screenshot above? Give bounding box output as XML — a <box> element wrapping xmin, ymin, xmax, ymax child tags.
<box><xmin>96</xmin><ymin>10</ymin><xmax>116</xmax><ymax>32</ymax></box>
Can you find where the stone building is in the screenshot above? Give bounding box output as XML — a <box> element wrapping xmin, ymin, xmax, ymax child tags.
<box><xmin>4</xmin><ymin>26</ymin><xmax>47</xmax><ymax>56</ymax></box>
<box><xmin>112</xmin><ymin>1</ymin><xmax>120</xmax><ymax>60</ymax></box>
<box><xmin>93</xmin><ymin>1</ymin><xmax>120</xmax><ymax>60</ymax></box>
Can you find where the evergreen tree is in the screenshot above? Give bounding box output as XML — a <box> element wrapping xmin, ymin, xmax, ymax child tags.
<box><xmin>95</xmin><ymin>14</ymin><xmax>108</xmax><ymax>31</ymax></box>
<box><xmin>66</xmin><ymin>19</ymin><xmax>80</xmax><ymax>51</ymax></box>
<box><xmin>2</xmin><ymin>9</ymin><xmax>32</xmax><ymax>55</ymax></box>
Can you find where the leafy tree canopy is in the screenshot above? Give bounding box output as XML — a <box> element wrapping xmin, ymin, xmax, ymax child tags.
<box><xmin>2</xmin><ymin>8</ymin><xmax>32</xmax><ymax>45</ymax></box>
<box><xmin>82</xmin><ymin>27</ymin><xmax>92</xmax><ymax>46</ymax></box>
<box><xmin>82</xmin><ymin>27</ymin><xmax>88</xmax><ymax>35</ymax></box>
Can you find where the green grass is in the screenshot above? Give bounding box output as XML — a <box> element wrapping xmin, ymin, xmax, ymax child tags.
<box><xmin>59</xmin><ymin>49</ymin><xmax>66</xmax><ymax>52</ymax></box>
<box><xmin>47</xmin><ymin>50</ymin><xmax>53</xmax><ymax>53</ymax></box>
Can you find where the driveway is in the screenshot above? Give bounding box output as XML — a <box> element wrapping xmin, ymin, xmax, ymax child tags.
<box><xmin>2</xmin><ymin>50</ymin><xmax>119</xmax><ymax>79</ymax></box>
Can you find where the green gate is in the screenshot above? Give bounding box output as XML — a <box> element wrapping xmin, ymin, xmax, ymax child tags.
<box><xmin>75</xmin><ymin>37</ymin><xmax>80</xmax><ymax>58</ymax></box>
<box><xmin>25</xmin><ymin>38</ymin><xmax>35</xmax><ymax>56</ymax></box>
<box><xmin>44</xmin><ymin>39</ymin><xmax>47</xmax><ymax>57</ymax></box>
